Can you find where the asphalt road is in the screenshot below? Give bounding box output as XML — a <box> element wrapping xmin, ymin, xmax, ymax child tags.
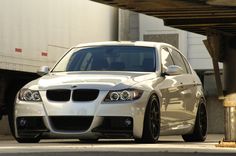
<box><xmin>0</xmin><ymin>135</ymin><xmax>236</xmax><ymax>156</ymax></box>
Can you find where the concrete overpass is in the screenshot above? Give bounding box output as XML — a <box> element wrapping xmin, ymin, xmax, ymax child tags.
<box><xmin>92</xmin><ymin>0</ymin><xmax>236</xmax><ymax>147</ymax></box>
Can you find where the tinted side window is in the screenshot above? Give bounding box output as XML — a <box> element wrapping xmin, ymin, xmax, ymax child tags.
<box><xmin>161</xmin><ymin>48</ymin><xmax>174</xmax><ymax>72</ymax></box>
<box><xmin>169</xmin><ymin>48</ymin><xmax>187</xmax><ymax>74</ymax></box>
<box><xmin>182</xmin><ymin>56</ymin><xmax>191</xmax><ymax>74</ymax></box>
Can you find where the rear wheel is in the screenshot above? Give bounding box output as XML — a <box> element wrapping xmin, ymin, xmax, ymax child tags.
<box><xmin>136</xmin><ymin>95</ymin><xmax>160</xmax><ymax>143</ymax></box>
<box><xmin>182</xmin><ymin>102</ymin><xmax>207</xmax><ymax>142</ymax></box>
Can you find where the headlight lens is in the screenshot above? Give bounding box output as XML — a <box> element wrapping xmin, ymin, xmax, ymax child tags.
<box><xmin>104</xmin><ymin>89</ymin><xmax>143</xmax><ymax>102</ymax></box>
<box><xmin>18</xmin><ymin>89</ymin><xmax>42</xmax><ymax>102</ymax></box>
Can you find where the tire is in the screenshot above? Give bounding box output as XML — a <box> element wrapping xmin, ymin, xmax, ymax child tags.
<box><xmin>136</xmin><ymin>95</ymin><xmax>160</xmax><ymax>143</ymax></box>
<box><xmin>182</xmin><ymin>102</ymin><xmax>207</xmax><ymax>142</ymax></box>
<box><xmin>12</xmin><ymin>117</ymin><xmax>41</xmax><ymax>143</ymax></box>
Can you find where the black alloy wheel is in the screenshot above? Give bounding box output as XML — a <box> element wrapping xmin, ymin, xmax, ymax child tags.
<box><xmin>182</xmin><ymin>101</ymin><xmax>207</xmax><ymax>142</ymax></box>
<box><xmin>136</xmin><ymin>95</ymin><xmax>160</xmax><ymax>143</ymax></box>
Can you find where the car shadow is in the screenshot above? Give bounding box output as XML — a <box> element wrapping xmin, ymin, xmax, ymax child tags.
<box><xmin>40</xmin><ymin>139</ymin><xmax>186</xmax><ymax>144</ymax></box>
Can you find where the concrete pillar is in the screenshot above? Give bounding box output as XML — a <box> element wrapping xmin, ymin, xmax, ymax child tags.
<box><xmin>204</xmin><ymin>32</ymin><xmax>236</xmax><ymax>146</ymax></box>
<box><xmin>223</xmin><ymin>36</ymin><xmax>236</xmax><ymax>142</ymax></box>
<box><xmin>118</xmin><ymin>9</ymin><xmax>139</xmax><ymax>41</ymax></box>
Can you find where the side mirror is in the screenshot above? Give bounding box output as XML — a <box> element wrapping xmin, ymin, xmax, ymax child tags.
<box><xmin>37</xmin><ymin>66</ymin><xmax>50</xmax><ymax>76</ymax></box>
<box><xmin>164</xmin><ymin>65</ymin><xmax>184</xmax><ymax>76</ymax></box>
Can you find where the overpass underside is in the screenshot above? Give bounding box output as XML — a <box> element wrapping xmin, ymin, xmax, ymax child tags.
<box><xmin>93</xmin><ymin>0</ymin><xmax>236</xmax><ymax>35</ymax></box>
<box><xmin>93</xmin><ymin>0</ymin><xmax>236</xmax><ymax>147</ymax></box>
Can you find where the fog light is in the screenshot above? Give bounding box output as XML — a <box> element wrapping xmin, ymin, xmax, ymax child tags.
<box><xmin>19</xmin><ymin>118</ymin><xmax>27</xmax><ymax>127</ymax></box>
<box><xmin>124</xmin><ymin>118</ymin><xmax>132</xmax><ymax>127</ymax></box>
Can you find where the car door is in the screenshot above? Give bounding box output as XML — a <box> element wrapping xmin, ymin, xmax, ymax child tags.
<box><xmin>158</xmin><ymin>47</ymin><xmax>183</xmax><ymax>128</ymax></box>
<box><xmin>168</xmin><ymin>47</ymin><xmax>197</xmax><ymax>122</ymax></box>
<box><xmin>159</xmin><ymin>46</ymin><xmax>198</xmax><ymax>130</ymax></box>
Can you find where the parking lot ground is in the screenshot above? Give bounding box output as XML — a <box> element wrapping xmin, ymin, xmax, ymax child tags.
<box><xmin>0</xmin><ymin>134</ymin><xmax>236</xmax><ymax>156</ymax></box>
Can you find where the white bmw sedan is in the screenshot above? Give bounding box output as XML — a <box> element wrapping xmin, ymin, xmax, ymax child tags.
<box><xmin>13</xmin><ymin>41</ymin><xmax>207</xmax><ymax>143</ymax></box>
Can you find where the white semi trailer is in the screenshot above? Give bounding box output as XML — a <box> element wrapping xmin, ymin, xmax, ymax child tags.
<box><xmin>0</xmin><ymin>0</ymin><xmax>118</xmax><ymax>121</ymax></box>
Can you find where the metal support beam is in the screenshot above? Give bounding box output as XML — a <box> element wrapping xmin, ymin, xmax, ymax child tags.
<box><xmin>163</xmin><ymin>17</ymin><xmax>236</xmax><ymax>26</ymax></box>
<box><xmin>203</xmin><ymin>38</ymin><xmax>224</xmax><ymax>99</ymax></box>
<box><xmin>207</xmin><ymin>0</ymin><xmax>236</xmax><ymax>7</ymax></box>
<box><xmin>203</xmin><ymin>33</ymin><xmax>225</xmax><ymax>143</ymax></box>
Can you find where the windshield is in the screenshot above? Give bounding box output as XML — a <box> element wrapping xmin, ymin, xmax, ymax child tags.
<box><xmin>52</xmin><ymin>46</ymin><xmax>157</xmax><ymax>72</ymax></box>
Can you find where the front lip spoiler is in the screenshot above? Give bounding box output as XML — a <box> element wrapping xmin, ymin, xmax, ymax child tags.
<box><xmin>17</xmin><ymin>129</ymin><xmax>49</xmax><ymax>138</ymax></box>
<box><xmin>92</xmin><ymin>128</ymin><xmax>132</xmax><ymax>134</ymax></box>
<box><xmin>91</xmin><ymin>126</ymin><xmax>133</xmax><ymax>139</ymax></box>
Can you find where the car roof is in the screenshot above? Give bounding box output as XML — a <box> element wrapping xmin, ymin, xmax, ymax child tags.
<box><xmin>74</xmin><ymin>41</ymin><xmax>173</xmax><ymax>49</ymax></box>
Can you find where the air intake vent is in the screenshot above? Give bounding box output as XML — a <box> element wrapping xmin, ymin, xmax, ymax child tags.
<box><xmin>50</xmin><ymin>116</ymin><xmax>93</xmax><ymax>131</ymax></box>
<box><xmin>72</xmin><ymin>89</ymin><xmax>99</xmax><ymax>101</ymax></box>
<box><xmin>46</xmin><ymin>89</ymin><xmax>71</xmax><ymax>102</ymax></box>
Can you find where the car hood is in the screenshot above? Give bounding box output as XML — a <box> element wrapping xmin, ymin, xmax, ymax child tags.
<box><xmin>32</xmin><ymin>71</ymin><xmax>157</xmax><ymax>91</ymax></box>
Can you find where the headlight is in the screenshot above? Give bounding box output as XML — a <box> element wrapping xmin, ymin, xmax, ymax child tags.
<box><xmin>18</xmin><ymin>89</ymin><xmax>42</xmax><ymax>102</ymax></box>
<box><xmin>104</xmin><ymin>89</ymin><xmax>143</xmax><ymax>102</ymax></box>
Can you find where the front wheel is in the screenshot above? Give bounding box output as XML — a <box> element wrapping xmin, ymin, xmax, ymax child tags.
<box><xmin>182</xmin><ymin>102</ymin><xmax>207</xmax><ymax>142</ymax></box>
<box><xmin>136</xmin><ymin>95</ymin><xmax>160</xmax><ymax>143</ymax></box>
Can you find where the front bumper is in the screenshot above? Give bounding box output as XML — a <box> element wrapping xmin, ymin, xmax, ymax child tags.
<box><xmin>14</xmin><ymin>90</ymin><xmax>149</xmax><ymax>139</ymax></box>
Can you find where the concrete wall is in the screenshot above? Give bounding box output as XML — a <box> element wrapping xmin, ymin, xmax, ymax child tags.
<box><xmin>203</xmin><ymin>72</ymin><xmax>224</xmax><ymax>133</ymax></box>
<box><xmin>187</xmin><ymin>33</ymin><xmax>211</xmax><ymax>69</ymax></box>
<box><xmin>119</xmin><ymin>10</ymin><xmax>139</xmax><ymax>41</ymax></box>
<box><xmin>139</xmin><ymin>14</ymin><xmax>223</xmax><ymax>70</ymax></box>
<box><xmin>139</xmin><ymin>14</ymin><xmax>188</xmax><ymax>57</ymax></box>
